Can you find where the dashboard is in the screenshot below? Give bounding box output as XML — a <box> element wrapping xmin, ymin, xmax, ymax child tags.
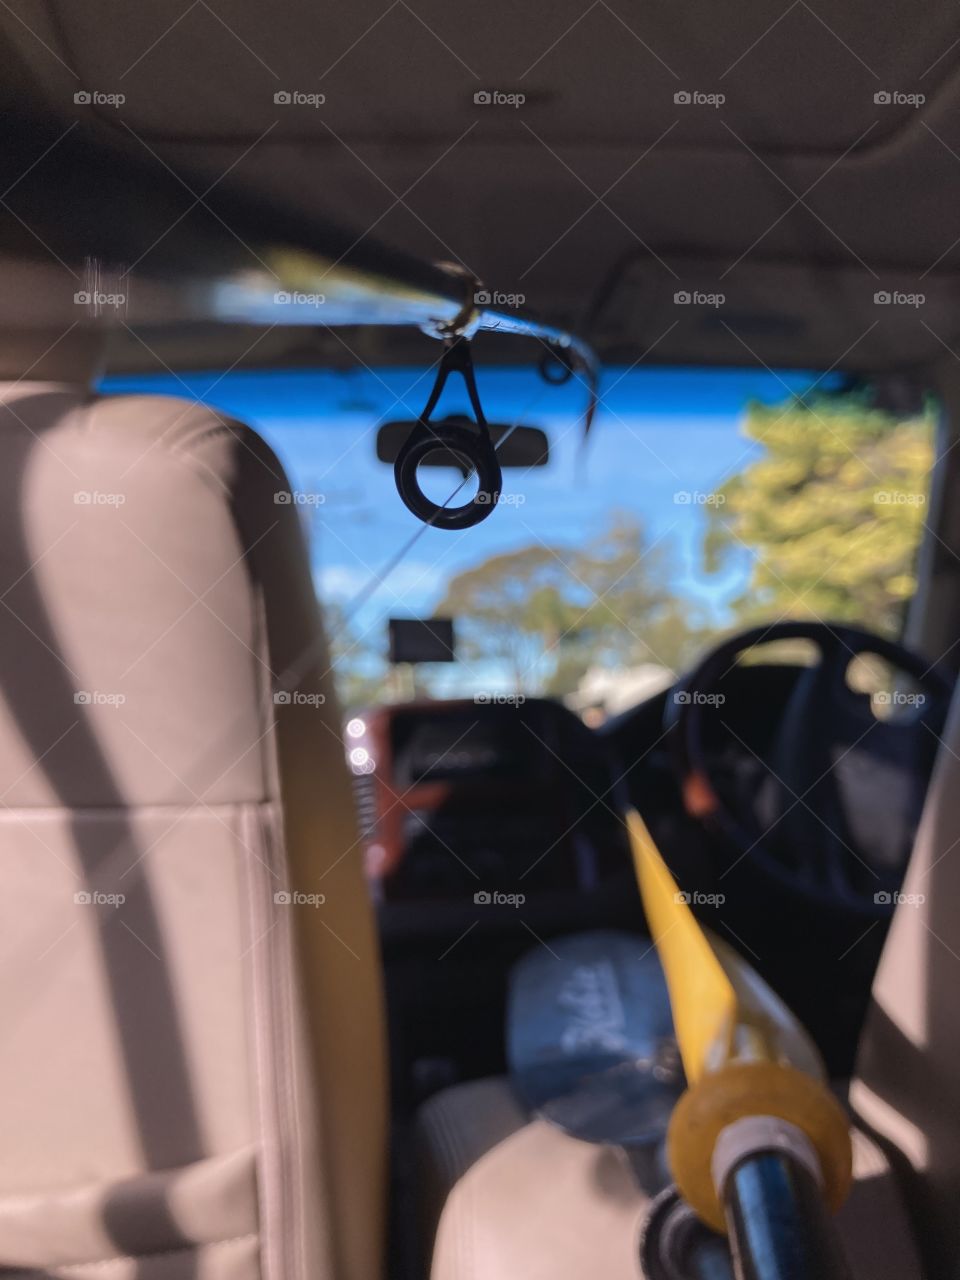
<box><xmin>347</xmin><ymin>697</ymin><xmax>630</xmax><ymax>904</ymax></box>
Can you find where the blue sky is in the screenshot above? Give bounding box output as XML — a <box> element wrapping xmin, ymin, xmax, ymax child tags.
<box><xmin>103</xmin><ymin>364</ymin><xmax>820</xmax><ymax>683</ymax></box>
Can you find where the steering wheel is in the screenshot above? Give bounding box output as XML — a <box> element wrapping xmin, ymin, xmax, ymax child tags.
<box><xmin>670</xmin><ymin>621</ymin><xmax>954</xmax><ymax>915</ymax></box>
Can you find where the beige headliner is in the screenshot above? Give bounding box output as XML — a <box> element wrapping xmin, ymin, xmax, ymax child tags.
<box><xmin>3</xmin><ymin>1</ymin><xmax>960</xmax><ymax>372</ymax></box>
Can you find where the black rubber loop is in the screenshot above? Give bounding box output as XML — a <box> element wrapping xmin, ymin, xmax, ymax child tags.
<box><xmin>394</xmin><ymin>422</ymin><xmax>502</xmax><ymax>531</ymax></box>
<box><xmin>394</xmin><ymin>338</ymin><xmax>502</xmax><ymax>530</ymax></box>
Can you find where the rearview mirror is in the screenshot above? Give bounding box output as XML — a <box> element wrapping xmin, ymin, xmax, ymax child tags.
<box><xmin>377</xmin><ymin>415</ymin><xmax>549</xmax><ymax>472</ymax></box>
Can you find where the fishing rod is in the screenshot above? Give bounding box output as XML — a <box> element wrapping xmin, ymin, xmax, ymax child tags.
<box><xmin>628</xmin><ymin>812</ymin><xmax>854</xmax><ymax>1280</ymax></box>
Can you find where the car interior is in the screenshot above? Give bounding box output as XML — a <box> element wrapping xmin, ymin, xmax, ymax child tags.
<box><xmin>3</xmin><ymin>5</ymin><xmax>960</xmax><ymax>1280</ymax></box>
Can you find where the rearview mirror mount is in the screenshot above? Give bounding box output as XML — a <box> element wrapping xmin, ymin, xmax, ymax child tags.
<box><xmin>377</xmin><ymin>415</ymin><xmax>549</xmax><ymax>473</ymax></box>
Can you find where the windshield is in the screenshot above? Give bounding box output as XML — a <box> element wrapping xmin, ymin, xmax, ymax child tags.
<box><xmin>103</xmin><ymin>366</ymin><xmax>934</xmax><ymax>716</ymax></box>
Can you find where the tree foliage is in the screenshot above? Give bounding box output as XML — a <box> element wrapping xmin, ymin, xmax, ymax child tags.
<box><xmin>324</xmin><ymin>601</ymin><xmax>389</xmax><ymax>709</ymax></box>
<box><xmin>704</xmin><ymin>393</ymin><xmax>935</xmax><ymax>634</ymax></box>
<box><xmin>435</xmin><ymin>514</ymin><xmax>698</xmax><ymax>694</ymax></box>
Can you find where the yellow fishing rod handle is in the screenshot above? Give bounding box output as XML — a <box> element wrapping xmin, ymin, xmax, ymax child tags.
<box><xmin>667</xmin><ymin>1059</ymin><xmax>853</xmax><ymax>1234</ymax></box>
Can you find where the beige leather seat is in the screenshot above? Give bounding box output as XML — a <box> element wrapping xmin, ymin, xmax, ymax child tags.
<box><xmin>0</xmin><ymin>357</ymin><xmax>386</xmax><ymax>1280</ymax></box>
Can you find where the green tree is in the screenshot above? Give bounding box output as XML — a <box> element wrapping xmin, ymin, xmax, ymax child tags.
<box><xmin>325</xmin><ymin>601</ymin><xmax>395</xmax><ymax>710</ymax></box>
<box><xmin>568</xmin><ymin>514</ymin><xmax>703</xmax><ymax>674</ymax></box>
<box><xmin>434</xmin><ymin>544</ymin><xmax>582</xmax><ymax>691</ymax></box>
<box><xmin>704</xmin><ymin>393</ymin><xmax>935</xmax><ymax>633</ymax></box>
<box><xmin>436</xmin><ymin>514</ymin><xmax>697</xmax><ymax>695</ymax></box>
